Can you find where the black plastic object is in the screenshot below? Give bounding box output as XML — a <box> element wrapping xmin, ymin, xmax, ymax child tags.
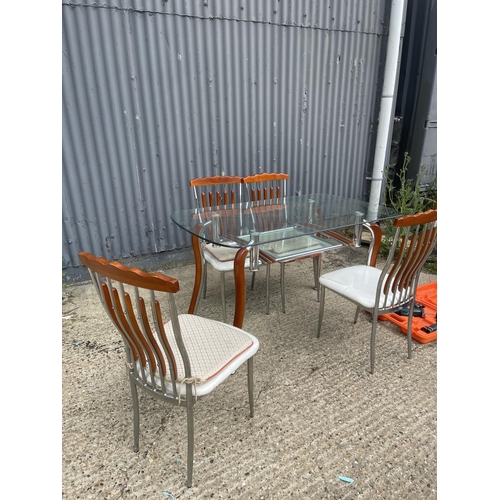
<box><xmin>421</xmin><ymin>323</ymin><xmax>437</xmax><ymax>333</ymax></box>
<box><xmin>395</xmin><ymin>303</ymin><xmax>425</xmax><ymax>318</ymax></box>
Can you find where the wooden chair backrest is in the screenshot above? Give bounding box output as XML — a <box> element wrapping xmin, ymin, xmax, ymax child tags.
<box><xmin>376</xmin><ymin>209</ymin><xmax>437</xmax><ymax>310</ymax></box>
<box><xmin>242</xmin><ymin>172</ymin><xmax>288</xmax><ymax>203</ymax></box>
<box><xmin>78</xmin><ymin>252</ymin><xmax>190</xmax><ymax>398</ymax></box>
<box><xmin>242</xmin><ymin>173</ymin><xmax>289</xmax><ymax>232</ymax></box>
<box><xmin>189</xmin><ymin>175</ymin><xmax>243</xmax><ymax>209</ymax></box>
<box><xmin>189</xmin><ymin>175</ymin><xmax>245</xmax><ymax>240</ymax></box>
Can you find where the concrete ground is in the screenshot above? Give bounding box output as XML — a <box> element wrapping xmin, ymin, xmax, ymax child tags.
<box><xmin>62</xmin><ymin>244</ymin><xmax>437</xmax><ymax>499</ymax></box>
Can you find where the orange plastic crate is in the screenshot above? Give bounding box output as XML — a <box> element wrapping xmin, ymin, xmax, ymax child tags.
<box><xmin>379</xmin><ymin>282</ymin><xmax>437</xmax><ymax>344</ymax></box>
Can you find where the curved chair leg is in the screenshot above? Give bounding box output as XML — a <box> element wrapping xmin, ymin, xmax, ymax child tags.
<box><xmin>370</xmin><ymin>314</ymin><xmax>378</xmax><ymax>374</ymax></box>
<box><xmin>185</xmin><ymin>388</ymin><xmax>195</xmax><ymax>488</ymax></box>
<box><xmin>220</xmin><ymin>271</ymin><xmax>227</xmax><ymax>323</ymax></box>
<box><xmin>189</xmin><ymin>234</ymin><xmax>204</xmax><ymax>315</ymax></box>
<box><xmin>266</xmin><ymin>264</ymin><xmax>271</xmax><ymax>315</ymax></box>
<box><xmin>317</xmin><ymin>285</ymin><xmax>325</xmax><ymax>338</ymax></box>
<box><xmin>247</xmin><ymin>357</ymin><xmax>254</xmax><ymax>417</ymax></box>
<box><xmin>280</xmin><ymin>263</ymin><xmax>286</xmax><ymax>313</ymax></box>
<box><xmin>232</xmin><ymin>247</ymin><xmax>249</xmax><ymax>329</ymax></box>
<box><xmin>129</xmin><ymin>377</ymin><xmax>140</xmax><ymax>453</ymax></box>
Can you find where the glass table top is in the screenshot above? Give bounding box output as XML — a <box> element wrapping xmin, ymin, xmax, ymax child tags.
<box><xmin>170</xmin><ymin>194</ymin><xmax>400</xmax><ymax>248</ymax></box>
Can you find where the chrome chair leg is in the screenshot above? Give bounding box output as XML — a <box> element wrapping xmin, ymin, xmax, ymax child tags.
<box><xmin>370</xmin><ymin>314</ymin><xmax>378</xmax><ymax>374</ymax></box>
<box><xmin>186</xmin><ymin>388</ymin><xmax>195</xmax><ymax>488</ymax></box>
<box><xmin>251</xmin><ymin>270</ymin><xmax>256</xmax><ymax>290</ymax></box>
<box><xmin>407</xmin><ymin>300</ymin><xmax>414</xmax><ymax>359</ymax></box>
<box><xmin>129</xmin><ymin>377</ymin><xmax>140</xmax><ymax>453</ymax></box>
<box><xmin>266</xmin><ymin>264</ymin><xmax>271</xmax><ymax>315</ymax></box>
<box><xmin>313</xmin><ymin>255</ymin><xmax>322</xmax><ymax>301</ymax></box>
<box><xmin>280</xmin><ymin>263</ymin><xmax>286</xmax><ymax>313</ymax></box>
<box><xmin>354</xmin><ymin>306</ymin><xmax>361</xmax><ymax>323</ymax></box>
<box><xmin>313</xmin><ymin>257</ymin><xmax>317</xmax><ymax>291</ymax></box>
<box><xmin>317</xmin><ymin>285</ymin><xmax>325</xmax><ymax>338</ymax></box>
<box><xmin>202</xmin><ymin>262</ymin><xmax>208</xmax><ymax>299</ymax></box>
<box><xmin>220</xmin><ymin>271</ymin><xmax>227</xmax><ymax>323</ymax></box>
<box><xmin>247</xmin><ymin>357</ymin><xmax>254</xmax><ymax>417</ymax></box>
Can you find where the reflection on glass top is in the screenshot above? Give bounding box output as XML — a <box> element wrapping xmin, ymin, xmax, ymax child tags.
<box><xmin>170</xmin><ymin>194</ymin><xmax>400</xmax><ymax>248</ymax></box>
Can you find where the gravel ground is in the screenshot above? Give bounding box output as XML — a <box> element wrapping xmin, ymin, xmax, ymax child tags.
<box><xmin>62</xmin><ymin>245</ymin><xmax>437</xmax><ymax>499</ymax></box>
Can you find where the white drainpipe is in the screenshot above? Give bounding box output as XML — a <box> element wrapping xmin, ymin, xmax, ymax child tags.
<box><xmin>368</xmin><ymin>0</ymin><xmax>406</xmax><ymax>217</ymax></box>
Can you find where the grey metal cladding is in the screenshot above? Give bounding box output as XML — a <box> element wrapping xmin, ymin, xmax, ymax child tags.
<box><xmin>62</xmin><ymin>0</ymin><xmax>389</xmax><ymax>268</ymax></box>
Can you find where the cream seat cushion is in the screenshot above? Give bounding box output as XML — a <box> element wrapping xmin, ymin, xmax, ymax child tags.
<box><xmin>139</xmin><ymin>314</ymin><xmax>259</xmax><ymax>397</ymax></box>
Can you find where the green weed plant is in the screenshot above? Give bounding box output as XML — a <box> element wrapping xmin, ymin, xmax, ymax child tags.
<box><xmin>381</xmin><ymin>153</ymin><xmax>437</xmax><ymax>273</ymax></box>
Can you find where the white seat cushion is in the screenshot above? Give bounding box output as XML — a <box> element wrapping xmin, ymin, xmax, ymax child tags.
<box><xmin>203</xmin><ymin>244</ymin><xmax>253</xmax><ymax>272</ymax></box>
<box><xmin>319</xmin><ymin>265</ymin><xmax>402</xmax><ymax>310</ymax></box>
<box><xmin>204</xmin><ymin>243</ymin><xmax>242</xmax><ymax>262</ymax></box>
<box><xmin>142</xmin><ymin>314</ymin><xmax>259</xmax><ymax>397</ymax></box>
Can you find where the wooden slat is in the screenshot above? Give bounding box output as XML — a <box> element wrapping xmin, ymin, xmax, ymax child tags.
<box><xmin>101</xmin><ymin>282</ymin><xmax>140</xmax><ymax>362</ymax></box>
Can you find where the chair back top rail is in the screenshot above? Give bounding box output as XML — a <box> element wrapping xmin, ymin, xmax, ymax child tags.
<box><xmin>190</xmin><ymin>175</ymin><xmax>244</xmax><ymax>209</ymax></box>
<box><xmin>393</xmin><ymin>209</ymin><xmax>437</xmax><ymax>227</ymax></box>
<box><xmin>242</xmin><ymin>172</ymin><xmax>288</xmax><ymax>203</ymax></box>
<box><xmin>79</xmin><ymin>252</ymin><xmax>179</xmax><ymax>292</ymax></box>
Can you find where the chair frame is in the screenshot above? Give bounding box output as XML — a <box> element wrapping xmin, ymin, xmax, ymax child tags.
<box><xmin>189</xmin><ymin>175</ymin><xmax>255</xmax><ymax>323</ymax></box>
<box><xmin>78</xmin><ymin>251</ymin><xmax>257</xmax><ymax>487</ymax></box>
<box><xmin>317</xmin><ymin>209</ymin><xmax>437</xmax><ymax>373</ymax></box>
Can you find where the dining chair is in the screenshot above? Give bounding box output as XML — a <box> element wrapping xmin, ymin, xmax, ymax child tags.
<box><xmin>78</xmin><ymin>251</ymin><xmax>259</xmax><ymax>487</ymax></box>
<box><xmin>317</xmin><ymin>209</ymin><xmax>437</xmax><ymax>373</ymax></box>
<box><xmin>189</xmin><ymin>175</ymin><xmax>262</xmax><ymax>323</ymax></box>
<box><xmin>242</xmin><ymin>172</ymin><xmax>351</xmax><ymax>314</ymax></box>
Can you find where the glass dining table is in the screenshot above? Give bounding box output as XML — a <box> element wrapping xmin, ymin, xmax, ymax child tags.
<box><xmin>171</xmin><ymin>194</ymin><xmax>400</xmax><ymax>328</ymax></box>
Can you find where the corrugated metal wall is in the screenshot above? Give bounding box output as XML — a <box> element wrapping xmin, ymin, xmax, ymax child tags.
<box><xmin>62</xmin><ymin>0</ymin><xmax>390</xmax><ymax>268</ymax></box>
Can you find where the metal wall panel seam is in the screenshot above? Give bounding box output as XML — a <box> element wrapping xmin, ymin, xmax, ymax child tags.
<box><xmin>297</xmin><ymin>9</ymin><xmax>314</xmax><ymax>196</ymax></box>
<box><xmin>317</xmin><ymin>29</ymin><xmax>335</xmax><ymax>196</ymax></box>
<box><xmin>343</xmin><ymin>31</ymin><xmax>359</xmax><ymax>198</ymax></box>
<box><xmin>62</xmin><ymin>1</ymin><xmax>385</xmax><ymax>36</ymax></box>
<box><xmin>194</xmin><ymin>18</ymin><xmax>213</xmax><ymax>180</ymax></box>
<box><xmin>310</xmin><ymin>29</ymin><xmax>329</xmax><ymax>196</ymax></box>
<box><xmin>145</xmin><ymin>14</ymin><xmax>166</xmax><ymax>250</ymax></box>
<box><xmin>67</xmin><ymin>8</ymin><xmax>108</xmax><ymax>258</ymax></box>
<box><xmin>140</xmin><ymin>13</ymin><xmax>165</xmax><ymax>253</ymax></box>
<box><xmin>89</xmin><ymin>7</ymin><xmax>124</xmax><ymax>258</ymax></box>
<box><xmin>122</xmin><ymin>11</ymin><xmax>150</xmax><ymax>255</ymax></box>
<box><xmin>116</xmin><ymin>8</ymin><xmax>146</xmax><ymax>256</ymax></box>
